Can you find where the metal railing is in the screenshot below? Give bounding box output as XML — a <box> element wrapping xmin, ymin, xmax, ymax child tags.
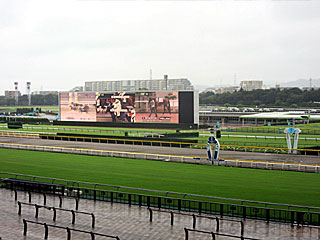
<box><xmin>147</xmin><ymin>208</ymin><xmax>244</xmax><ymax>236</ymax></box>
<box><xmin>10</xmin><ymin>181</ymin><xmax>80</xmax><ymax>208</ymax></box>
<box><xmin>225</xmin><ymin>127</ymin><xmax>320</xmax><ymax>135</ymax></box>
<box><xmin>2</xmin><ymin>172</ymin><xmax>320</xmax><ymax>212</ymax></box>
<box><xmin>40</xmin><ymin>133</ymin><xmax>197</xmax><ymax>147</ymax></box>
<box><xmin>22</xmin><ymin>219</ymin><xmax>119</xmax><ymax>240</ymax></box>
<box><xmin>0</xmin><ymin>131</ymin><xmax>39</xmax><ymax>138</ymax></box>
<box><xmin>184</xmin><ymin>228</ymin><xmax>260</xmax><ymax>240</ymax></box>
<box><xmin>17</xmin><ymin>201</ymin><xmax>95</xmax><ymax>228</ymax></box>
<box><xmin>220</xmin><ymin>158</ymin><xmax>320</xmax><ymax>173</ymax></box>
<box><xmin>2</xmin><ymin>174</ymin><xmax>320</xmax><ymax>226</ymax></box>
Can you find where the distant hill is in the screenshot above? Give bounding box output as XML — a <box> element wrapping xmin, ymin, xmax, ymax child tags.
<box><xmin>194</xmin><ymin>84</ymin><xmax>210</xmax><ymax>92</ymax></box>
<box><xmin>199</xmin><ymin>87</ymin><xmax>320</xmax><ymax>107</ymax></box>
<box><xmin>281</xmin><ymin>78</ymin><xmax>320</xmax><ymax>88</ymax></box>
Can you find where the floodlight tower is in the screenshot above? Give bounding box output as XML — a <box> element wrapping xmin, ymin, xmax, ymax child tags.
<box><xmin>26</xmin><ymin>82</ymin><xmax>31</xmax><ymax>105</ymax></box>
<box><xmin>164</xmin><ymin>74</ymin><xmax>168</xmax><ymax>90</ymax></box>
<box><xmin>14</xmin><ymin>82</ymin><xmax>19</xmax><ymax>105</ymax></box>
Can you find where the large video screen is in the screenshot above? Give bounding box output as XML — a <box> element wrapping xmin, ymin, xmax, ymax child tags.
<box><xmin>60</xmin><ymin>92</ymin><xmax>96</xmax><ymax>121</ymax></box>
<box><xmin>96</xmin><ymin>92</ymin><xmax>136</xmax><ymax>123</ymax></box>
<box><xmin>134</xmin><ymin>91</ymin><xmax>179</xmax><ymax>123</ymax></box>
<box><xmin>60</xmin><ymin>91</ymin><xmax>180</xmax><ymax>123</ymax></box>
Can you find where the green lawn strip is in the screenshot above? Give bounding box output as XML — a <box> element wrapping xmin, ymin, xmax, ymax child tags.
<box><xmin>0</xmin><ymin>127</ymin><xmax>128</xmax><ymax>137</ymax></box>
<box><xmin>0</xmin><ymin>106</ymin><xmax>59</xmax><ymax>114</ymax></box>
<box><xmin>0</xmin><ymin>148</ymin><xmax>319</xmax><ymax>208</ymax></box>
<box><xmin>2</xmin><ymin>121</ymin><xmax>320</xmax><ymax>148</ymax></box>
<box><xmin>0</xmin><ymin>125</ymin><xmax>178</xmax><ymax>136</ymax></box>
<box><xmin>3</xmin><ymin>125</ymin><xmax>319</xmax><ymax>141</ymax></box>
<box><xmin>1</xmin><ymin>123</ymin><xmax>179</xmax><ymax>133</ymax></box>
<box><xmin>198</xmin><ymin>135</ymin><xmax>319</xmax><ymax>148</ymax></box>
<box><xmin>1</xmin><ymin>125</ymin><xmax>319</xmax><ymax>149</ymax></box>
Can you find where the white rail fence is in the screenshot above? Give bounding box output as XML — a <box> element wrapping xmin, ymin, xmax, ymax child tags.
<box><xmin>0</xmin><ymin>143</ymin><xmax>319</xmax><ymax>173</ymax></box>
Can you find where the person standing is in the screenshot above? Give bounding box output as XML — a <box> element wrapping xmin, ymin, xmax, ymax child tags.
<box><xmin>148</xmin><ymin>98</ymin><xmax>158</xmax><ymax>118</ymax></box>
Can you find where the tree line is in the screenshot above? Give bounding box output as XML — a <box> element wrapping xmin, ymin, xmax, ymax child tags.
<box><xmin>1</xmin><ymin>88</ymin><xmax>320</xmax><ymax>108</ymax></box>
<box><xmin>200</xmin><ymin>88</ymin><xmax>320</xmax><ymax>108</ymax></box>
<box><xmin>0</xmin><ymin>94</ymin><xmax>58</xmax><ymax>106</ymax></box>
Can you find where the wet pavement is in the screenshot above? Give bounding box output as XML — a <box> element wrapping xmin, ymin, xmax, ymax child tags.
<box><xmin>0</xmin><ymin>189</ymin><xmax>319</xmax><ymax>240</ymax></box>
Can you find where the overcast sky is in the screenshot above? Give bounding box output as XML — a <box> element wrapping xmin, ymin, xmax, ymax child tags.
<box><xmin>0</xmin><ymin>0</ymin><xmax>319</xmax><ymax>94</ymax></box>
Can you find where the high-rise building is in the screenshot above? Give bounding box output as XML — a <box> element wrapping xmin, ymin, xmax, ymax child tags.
<box><xmin>84</xmin><ymin>78</ymin><xmax>194</xmax><ymax>92</ymax></box>
<box><xmin>4</xmin><ymin>90</ymin><xmax>21</xmax><ymax>99</ymax></box>
<box><xmin>32</xmin><ymin>91</ymin><xmax>58</xmax><ymax>95</ymax></box>
<box><xmin>240</xmin><ymin>80</ymin><xmax>264</xmax><ymax>91</ymax></box>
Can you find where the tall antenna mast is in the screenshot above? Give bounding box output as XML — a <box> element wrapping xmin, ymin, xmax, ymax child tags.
<box><xmin>234</xmin><ymin>73</ymin><xmax>237</xmax><ymax>85</ymax></box>
<box><xmin>26</xmin><ymin>82</ymin><xmax>31</xmax><ymax>106</ymax></box>
<box><xmin>150</xmin><ymin>69</ymin><xmax>152</xmax><ymax>80</ymax></box>
<box><xmin>164</xmin><ymin>75</ymin><xmax>168</xmax><ymax>90</ymax></box>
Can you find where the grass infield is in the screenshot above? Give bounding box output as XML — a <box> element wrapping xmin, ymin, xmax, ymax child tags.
<box><xmin>0</xmin><ymin>148</ymin><xmax>319</xmax><ymax>207</ymax></box>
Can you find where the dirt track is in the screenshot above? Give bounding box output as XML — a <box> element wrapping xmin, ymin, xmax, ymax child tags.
<box><xmin>1</xmin><ymin>136</ymin><xmax>319</xmax><ymax>164</ymax></box>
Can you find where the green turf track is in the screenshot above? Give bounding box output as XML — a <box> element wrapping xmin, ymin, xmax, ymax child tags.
<box><xmin>0</xmin><ymin>148</ymin><xmax>319</xmax><ymax>207</ymax></box>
